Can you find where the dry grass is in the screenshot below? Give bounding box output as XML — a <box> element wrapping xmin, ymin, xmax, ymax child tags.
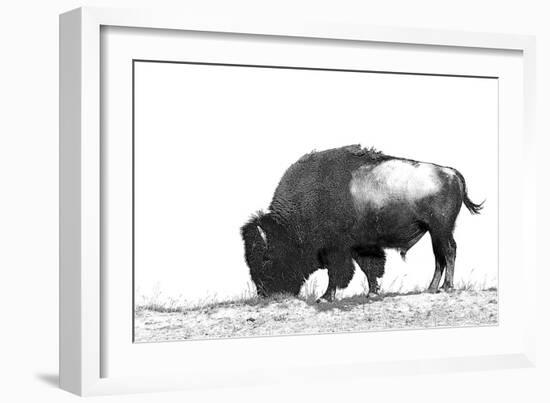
<box><xmin>135</xmin><ymin>287</ymin><xmax>498</xmax><ymax>342</ymax></box>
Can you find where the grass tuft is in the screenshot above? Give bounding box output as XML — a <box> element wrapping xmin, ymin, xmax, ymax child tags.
<box><xmin>300</xmin><ymin>276</ymin><xmax>320</xmax><ymax>304</ymax></box>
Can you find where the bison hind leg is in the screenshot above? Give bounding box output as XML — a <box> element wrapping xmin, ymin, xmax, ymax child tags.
<box><xmin>441</xmin><ymin>237</ymin><xmax>457</xmax><ymax>291</ymax></box>
<box><xmin>428</xmin><ymin>232</ymin><xmax>457</xmax><ymax>293</ymax></box>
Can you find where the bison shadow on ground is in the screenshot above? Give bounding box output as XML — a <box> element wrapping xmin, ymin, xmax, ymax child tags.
<box><xmin>310</xmin><ymin>290</ymin><xmax>424</xmax><ymax>312</ymax></box>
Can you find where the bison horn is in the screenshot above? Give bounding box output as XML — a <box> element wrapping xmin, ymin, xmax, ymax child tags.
<box><xmin>257</xmin><ymin>225</ymin><xmax>267</xmax><ymax>245</ymax></box>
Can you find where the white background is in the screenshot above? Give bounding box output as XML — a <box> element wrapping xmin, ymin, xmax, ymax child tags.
<box><xmin>0</xmin><ymin>1</ymin><xmax>548</xmax><ymax>403</ymax></box>
<box><xmin>134</xmin><ymin>61</ymin><xmax>498</xmax><ymax>305</ymax></box>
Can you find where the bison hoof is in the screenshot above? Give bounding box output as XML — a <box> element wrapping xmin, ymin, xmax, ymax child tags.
<box><xmin>426</xmin><ymin>288</ymin><xmax>440</xmax><ymax>294</ymax></box>
<box><xmin>316</xmin><ymin>297</ymin><xmax>332</xmax><ymax>304</ymax></box>
<box><xmin>442</xmin><ymin>286</ymin><xmax>454</xmax><ymax>293</ymax></box>
<box><xmin>367</xmin><ymin>292</ymin><xmax>380</xmax><ymax>300</ymax></box>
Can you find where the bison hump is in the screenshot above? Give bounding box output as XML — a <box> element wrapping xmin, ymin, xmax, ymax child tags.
<box><xmin>297</xmin><ymin>144</ymin><xmax>384</xmax><ymax>164</ymax></box>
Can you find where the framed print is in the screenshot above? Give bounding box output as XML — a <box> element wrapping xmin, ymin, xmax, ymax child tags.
<box><xmin>60</xmin><ymin>7</ymin><xmax>537</xmax><ymax>396</ymax></box>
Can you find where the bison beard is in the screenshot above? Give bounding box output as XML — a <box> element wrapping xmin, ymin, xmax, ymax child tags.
<box><xmin>241</xmin><ymin>144</ymin><xmax>483</xmax><ymax>302</ymax></box>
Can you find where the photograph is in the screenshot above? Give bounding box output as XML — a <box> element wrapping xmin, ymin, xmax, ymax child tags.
<box><xmin>132</xmin><ymin>60</ymin><xmax>498</xmax><ymax>342</ymax></box>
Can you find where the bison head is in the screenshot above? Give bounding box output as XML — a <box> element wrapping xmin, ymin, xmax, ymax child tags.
<box><xmin>241</xmin><ymin>212</ymin><xmax>305</xmax><ymax>297</ymax></box>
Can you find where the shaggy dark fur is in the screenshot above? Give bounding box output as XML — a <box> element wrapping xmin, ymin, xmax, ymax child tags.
<box><xmin>241</xmin><ymin>144</ymin><xmax>483</xmax><ymax>301</ymax></box>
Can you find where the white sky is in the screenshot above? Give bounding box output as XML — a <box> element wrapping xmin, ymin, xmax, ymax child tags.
<box><xmin>133</xmin><ymin>62</ymin><xmax>498</xmax><ymax>306</ymax></box>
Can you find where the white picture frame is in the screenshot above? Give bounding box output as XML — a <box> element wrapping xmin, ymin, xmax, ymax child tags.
<box><xmin>59</xmin><ymin>6</ymin><xmax>537</xmax><ymax>396</ymax></box>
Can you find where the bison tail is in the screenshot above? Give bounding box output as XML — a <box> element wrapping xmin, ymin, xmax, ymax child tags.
<box><xmin>454</xmin><ymin>169</ymin><xmax>484</xmax><ymax>215</ymax></box>
<box><xmin>463</xmin><ymin>194</ymin><xmax>484</xmax><ymax>215</ymax></box>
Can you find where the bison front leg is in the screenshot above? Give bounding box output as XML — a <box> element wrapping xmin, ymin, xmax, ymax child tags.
<box><xmin>317</xmin><ymin>251</ymin><xmax>355</xmax><ymax>303</ymax></box>
<box><xmin>352</xmin><ymin>249</ymin><xmax>386</xmax><ymax>298</ymax></box>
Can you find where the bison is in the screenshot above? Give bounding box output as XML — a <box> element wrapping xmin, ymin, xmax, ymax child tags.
<box><xmin>241</xmin><ymin>145</ymin><xmax>483</xmax><ymax>302</ymax></box>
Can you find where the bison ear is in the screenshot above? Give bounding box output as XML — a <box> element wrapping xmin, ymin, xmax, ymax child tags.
<box><xmin>259</xmin><ymin>213</ymin><xmax>300</xmax><ymax>248</ymax></box>
<box><xmin>258</xmin><ymin>213</ymin><xmax>285</xmax><ymax>240</ymax></box>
